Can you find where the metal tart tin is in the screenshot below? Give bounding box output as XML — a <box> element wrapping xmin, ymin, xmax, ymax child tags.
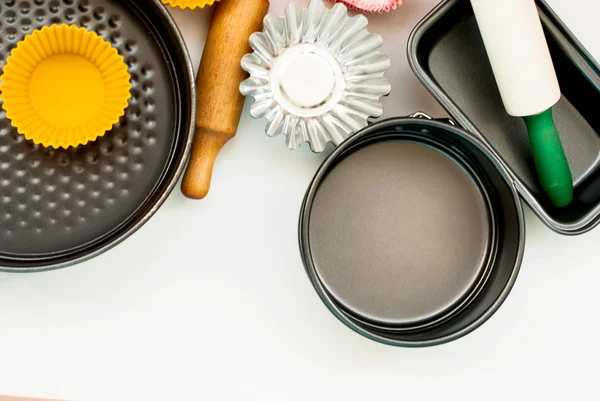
<box><xmin>240</xmin><ymin>0</ymin><xmax>391</xmax><ymax>152</ymax></box>
<box><xmin>0</xmin><ymin>0</ymin><xmax>194</xmax><ymax>272</ymax></box>
<box><xmin>299</xmin><ymin>115</ymin><xmax>524</xmax><ymax>347</ymax></box>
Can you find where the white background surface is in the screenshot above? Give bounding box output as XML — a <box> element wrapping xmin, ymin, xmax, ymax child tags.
<box><xmin>1</xmin><ymin>0</ymin><xmax>600</xmax><ymax>399</ymax></box>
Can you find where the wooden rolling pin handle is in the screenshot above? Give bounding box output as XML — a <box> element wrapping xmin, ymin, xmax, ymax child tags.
<box><xmin>181</xmin><ymin>0</ymin><xmax>270</xmax><ymax>199</ymax></box>
<box><xmin>180</xmin><ymin>127</ymin><xmax>230</xmax><ymax>199</ymax></box>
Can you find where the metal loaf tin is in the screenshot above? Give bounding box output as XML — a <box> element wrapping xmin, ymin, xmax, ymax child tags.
<box><xmin>0</xmin><ymin>0</ymin><xmax>195</xmax><ymax>272</ymax></box>
<box><xmin>408</xmin><ymin>0</ymin><xmax>600</xmax><ymax>235</ymax></box>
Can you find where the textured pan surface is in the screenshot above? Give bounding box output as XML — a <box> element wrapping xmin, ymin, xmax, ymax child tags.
<box><xmin>300</xmin><ymin>118</ymin><xmax>524</xmax><ymax>346</ymax></box>
<box><xmin>0</xmin><ymin>0</ymin><xmax>193</xmax><ymax>269</ymax></box>
<box><xmin>308</xmin><ymin>140</ymin><xmax>492</xmax><ymax>328</ymax></box>
<box><xmin>408</xmin><ymin>0</ymin><xmax>600</xmax><ymax>234</ymax></box>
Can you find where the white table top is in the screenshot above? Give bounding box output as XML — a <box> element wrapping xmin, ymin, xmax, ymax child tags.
<box><xmin>1</xmin><ymin>0</ymin><xmax>599</xmax><ymax>400</ymax></box>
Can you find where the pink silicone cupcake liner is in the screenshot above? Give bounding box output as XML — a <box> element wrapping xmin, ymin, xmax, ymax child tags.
<box><xmin>328</xmin><ymin>0</ymin><xmax>404</xmax><ymax>14</ymax></box>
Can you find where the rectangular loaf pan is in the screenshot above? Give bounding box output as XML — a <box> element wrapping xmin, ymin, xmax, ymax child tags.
<box><xmin>408</xmin><ymin>0</ymin><xmax>600</xmax><ymax>235</ymax></box>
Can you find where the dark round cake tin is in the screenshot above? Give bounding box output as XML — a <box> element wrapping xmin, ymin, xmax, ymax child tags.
<box><xmin>299</xmin><ymin>116</ymin><xmax>525</xmax><ymax>346</ymax></box>
<box><xmin>0</xmin><ymin>0</ymin><xmax>195</xmax><ymax>272</ymax></box>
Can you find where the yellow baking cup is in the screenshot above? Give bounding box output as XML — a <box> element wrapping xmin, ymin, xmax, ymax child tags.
<box><xmin>161</xmin><ymin>0</ymin><xmax>219</xmax><ymax>9</ymax></box>
<box><xmin>0</xmin><ymin>24</ymin><xmax>131</xmax><ymax>149</ymax></box>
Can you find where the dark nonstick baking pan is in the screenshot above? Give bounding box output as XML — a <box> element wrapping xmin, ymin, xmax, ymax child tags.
<box><xmin>408</xmin><ymin>0</ymin><xmax>600</xmax><ymax>235</ymax></box>
<box><xmin>299</xmin><ymin>116</ymin><xmax>524</xmax><ymax>347</ymax></box>
<box><xmin>0</xmin><ymin>0</ymin><xmax>194</xmax><ymax>272</ymax></box>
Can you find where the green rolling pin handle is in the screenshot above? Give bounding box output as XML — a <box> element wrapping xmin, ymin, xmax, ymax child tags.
<box><xmin>523</xmin><ymin>108</ymin><xmax>574</xmax><ymax>207</ymax></box>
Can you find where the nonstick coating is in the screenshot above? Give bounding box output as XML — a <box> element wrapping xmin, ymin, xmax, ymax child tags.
<box><xmin>0</xmin><ymin>0</ymin><xmax>194</xmax><ymax>270</ymax></box>
<box><xmin>308</xmin><ymin>140</ymin><xmax>493</xmax><ymax>329</ymax></box>
<box><xmin>299</xmin><ymin>118</ymin><xmax>524</xmax><ymax>346</ymax></box>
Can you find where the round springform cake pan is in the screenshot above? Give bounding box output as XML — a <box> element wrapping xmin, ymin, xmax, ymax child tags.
<box><xmin>299</xmin><ymin>115</ymin><xmax>525</xmax><ymax>347</ymax></box>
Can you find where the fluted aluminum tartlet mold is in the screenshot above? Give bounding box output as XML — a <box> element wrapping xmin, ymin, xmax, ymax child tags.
<box><xmin>239</xmin><ymin>0</ymin><xmax>391</xmax><ymax>152</ymax></box>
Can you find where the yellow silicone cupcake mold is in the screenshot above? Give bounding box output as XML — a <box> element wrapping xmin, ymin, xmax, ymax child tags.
<box><xmin>0</xmin><ymin>24</ymin><xmax>132</xmax><ymax>149</ymax></box>
<box><xmin>161</xmin><ymin>0</ymin><xmax>220</xmax><ymax>9</ymax></box>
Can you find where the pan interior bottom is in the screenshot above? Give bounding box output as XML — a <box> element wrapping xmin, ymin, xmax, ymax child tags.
<box><xmin>308</xmin><ymin>139</ymin><xmax>492</xmax><ymax>328</ymax></box>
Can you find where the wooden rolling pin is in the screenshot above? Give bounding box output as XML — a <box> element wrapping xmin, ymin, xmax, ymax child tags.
<box><xmin>181</xmin><ymin>0</ymin><xmax>270</xmax><ymax>199</ymax></box>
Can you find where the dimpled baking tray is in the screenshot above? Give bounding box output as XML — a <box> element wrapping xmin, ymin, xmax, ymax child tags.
<box><xmin>0</xmin><ymin>0</ymin><xmax>194</xmax><ymax>271</ymax></box>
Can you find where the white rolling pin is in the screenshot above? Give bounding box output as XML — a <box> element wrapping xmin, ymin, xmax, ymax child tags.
<box><xmin>471</xmin><ymin>0</ymin><xmax>573</xmax><ymax>207</ymax></box>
